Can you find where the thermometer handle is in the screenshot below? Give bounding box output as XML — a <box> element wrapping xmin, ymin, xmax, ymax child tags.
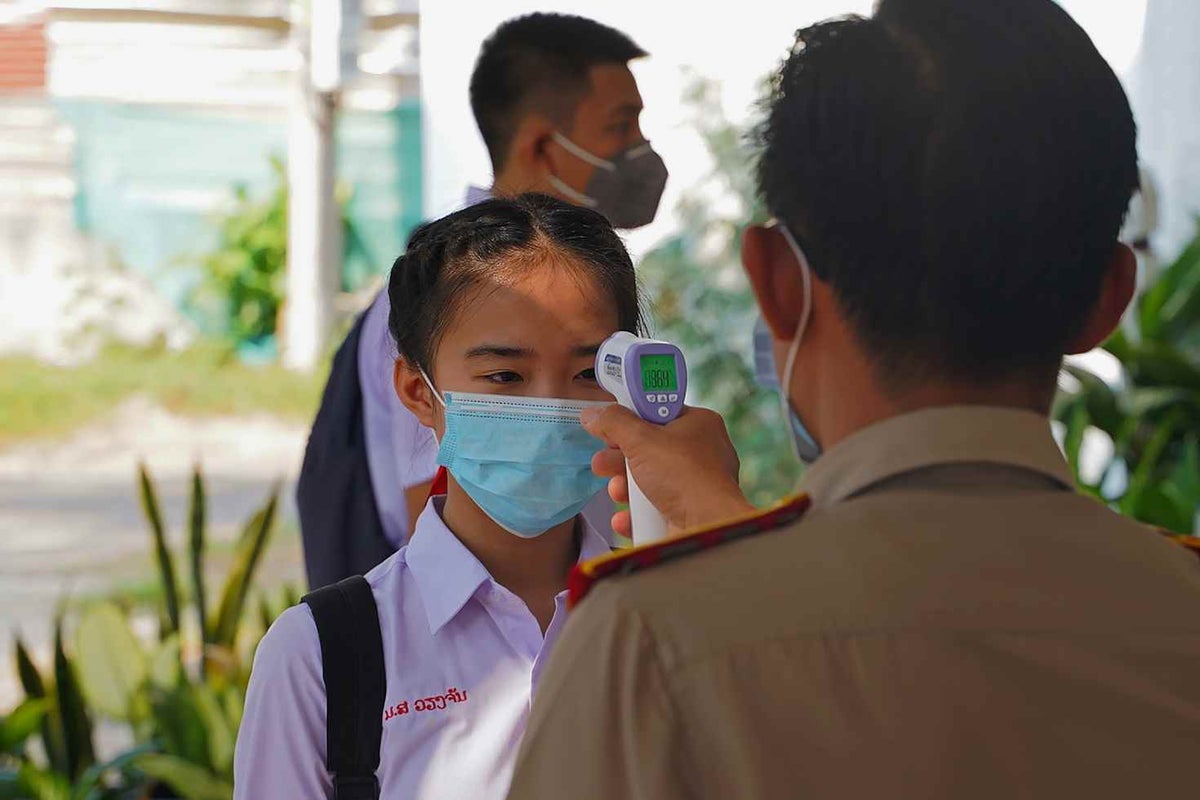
<box><xmin>627</xmin><ymin>463</ymin><xmax>668</xmax><ymax>545</ymax></box>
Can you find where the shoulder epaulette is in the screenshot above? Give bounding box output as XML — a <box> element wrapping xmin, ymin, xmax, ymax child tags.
<box><xmin>1163</xmin><ymin>530</ymin><xmax>1200</xmax><ymax>561</ymax></box>
<box><xmin>567</xmin><ymin>494</ymin><xmax>811</xmax><ymax>608</ymax></box>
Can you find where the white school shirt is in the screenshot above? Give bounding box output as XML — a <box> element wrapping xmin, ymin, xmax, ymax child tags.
<box><xmin>359</xmin><ymin>184</ymin><xmax>616</xmax><ymax>547</ymax></box>
<box><xmin>232</xmin><ymin>497</ymin><xmax>611</xmax><ymax>800</ymax></box>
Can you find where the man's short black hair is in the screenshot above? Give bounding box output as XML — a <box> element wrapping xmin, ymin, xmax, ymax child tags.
<box><xmin>755</xmin><ymin>0</ymin><xmax>1138</xmax><ymax>387</ymax></box>
<box><xmin>470</xmin><ymin>13</ymin><xmax>647</xmax><ymax>171</ymax></box>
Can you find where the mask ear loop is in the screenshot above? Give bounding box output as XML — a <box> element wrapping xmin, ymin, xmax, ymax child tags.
<box><xmin>419</xmin><ymin>368</ymin><xmax>446</xmax><ymax>409</ymax></box>
<box><xmin>546</xmin><ymin>132</ymin><xmax>610</xmax><ymax>209</ymax></box>
<box><xmin>769</xmin><ymin>220</ymin><xmax>815</xmax><ymax>462</ymax></box>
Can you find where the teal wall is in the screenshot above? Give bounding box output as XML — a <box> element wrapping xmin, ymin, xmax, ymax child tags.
<box><xmin>56</xmin><ymin>99</ymin><xmax>423</xmax><ymax>308</ymax></box>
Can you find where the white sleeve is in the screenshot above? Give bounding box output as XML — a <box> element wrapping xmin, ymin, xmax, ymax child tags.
<box><xmin>233</xmin><ymin>605</ymin><xmax>332</xmax><ymax>800</ymax></box>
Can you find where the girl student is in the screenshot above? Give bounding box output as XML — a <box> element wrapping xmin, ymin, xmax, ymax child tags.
<box><xmin>233</xmin><ymin>194</ymin><xmax>642</xmax><ymax>799</ymax></box>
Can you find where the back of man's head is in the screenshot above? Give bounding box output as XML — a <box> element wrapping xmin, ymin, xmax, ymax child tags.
<box><xmin>756</xmin><ymin>0</ymin><xmax>1138</xmax><ymax>387</ymax></box>
<box><xmin>470</xmin><ymin>13</ymin><xmax>647</xmax><ymax>172</ymax></box>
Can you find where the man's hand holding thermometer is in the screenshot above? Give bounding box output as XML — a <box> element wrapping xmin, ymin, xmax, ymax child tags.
<box><xmin>590</xmin><ymin>333</ymin><xmax>752</xmax><ymax>542</ymax></box>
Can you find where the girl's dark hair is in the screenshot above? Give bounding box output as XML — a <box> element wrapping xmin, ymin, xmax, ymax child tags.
<box><xmin>387</xmin><ymin>193</ymin><xmax>643</xmax><ymax>374</ymax></box>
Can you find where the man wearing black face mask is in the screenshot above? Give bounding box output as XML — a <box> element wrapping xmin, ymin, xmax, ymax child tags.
<box><xmin>297</xmin><ymin>14</ymin><xmax>666</xmax><ymax>589</ymax></box>
<box><xmin>507</xmin><ymin>1</ymin><xmax>1200</xmax><ymax>798</ymax></box>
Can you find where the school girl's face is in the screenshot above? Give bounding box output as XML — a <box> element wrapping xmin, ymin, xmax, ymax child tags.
<box><xmin>423</xmin><ymin>255</ymin><xmax>620</xmax><ymax>432</ymax></box>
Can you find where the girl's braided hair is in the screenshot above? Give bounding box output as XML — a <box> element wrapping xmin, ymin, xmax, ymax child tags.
<box><xmin>387</xmin><ymin>193</ymin><xmax>643</xmax><ymax>375</ymax></box>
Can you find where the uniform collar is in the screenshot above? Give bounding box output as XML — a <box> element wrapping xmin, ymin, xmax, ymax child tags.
<box><xmin>798</xmin><ymin>405</ymin><xmax>1075</xmax><ymax>508</ymax></box>
<box><xmin>406</xmin><ymin>496</ymin><xmax>611</xmax><ymax>635</ymax></box>
<box><xmin>464</xmin><ymin>185</ymin><xmax>492</xmax><ymax>207</ymax></box>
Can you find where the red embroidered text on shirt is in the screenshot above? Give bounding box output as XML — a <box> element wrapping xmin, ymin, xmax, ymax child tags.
<box><xmin>384</xmin><ymin>688</ymin><xmax>469</xmax><ymax>722</ymax></box>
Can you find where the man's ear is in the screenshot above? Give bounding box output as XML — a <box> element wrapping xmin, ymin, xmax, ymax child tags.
<box><xmin>1066</xmin><ymin>243</ymin><xmax>1137</xmax><ymax>354</ymax></box>
<box><xmin>394</xmin><ymin>359</ymin><xmax>440</xmax><ymax>428</ymax></box>
<box><xmin>503</xmin><ymin>114</ymin><xmax>557</xmax><ymax>188</ymax></box>
<box><xmin>742</xmin><ymin>225</ymin><xmax>808</xmax><ymax>341</ymax></box>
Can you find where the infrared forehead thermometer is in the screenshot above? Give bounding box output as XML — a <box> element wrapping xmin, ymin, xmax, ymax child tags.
<box><xmin>596</xmin><ymin>332</ymin><xmax>687</xmax><ymax>545</ymax></box>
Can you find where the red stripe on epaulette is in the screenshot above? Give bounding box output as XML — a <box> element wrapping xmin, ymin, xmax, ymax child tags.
<box><xmin>567</xmin><ymin>494</ymin><xmax>812</xmax><ymax>608</ymax></box>
<box><xmin>1170</xmin><ymin>534</ymin><xmax>1200</xmax><ymax>560</ymax></box>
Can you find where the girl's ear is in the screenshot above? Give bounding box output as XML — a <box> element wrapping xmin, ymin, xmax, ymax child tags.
<box><xmin>394</xmin><ymin>358</ymin><xmax>440</xmax><ymax>428</ymax></box>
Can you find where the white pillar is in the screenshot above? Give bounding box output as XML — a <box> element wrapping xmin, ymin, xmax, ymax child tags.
<box><xmin>1130</xmin><ymin>0</ymin><xmax>1200</xmax><ymax>260</ymax></box>
<box><xmin>283</xmin><ymin>7</ymin><xmax>342</xmax><ymax>372</ymax></box>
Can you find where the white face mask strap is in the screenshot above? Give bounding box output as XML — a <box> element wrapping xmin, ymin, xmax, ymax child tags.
<box><xmin>551</xmin><ymin>131</ymin><xmax>616</xmax><ymax>171</ymax></box>
<box><xmin>776</xmin><ymin>223</ymin><xmax>813</xmax><ymax>412</ymax></box>
<box><xmin>546</xmin><ymin>174</ymin><xmax>598</xmax><ymax>208</ymax></box>
<box><xmin>419</xmin><ymin>368</ymin><xmax>446</xmax><ymax>409</ymax></box>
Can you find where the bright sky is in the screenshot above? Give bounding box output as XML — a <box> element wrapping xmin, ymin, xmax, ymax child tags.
<box><xmin>420</xmin><ymin>0</ymin><xmax>1150</xmax><ymax>256</ymax></box>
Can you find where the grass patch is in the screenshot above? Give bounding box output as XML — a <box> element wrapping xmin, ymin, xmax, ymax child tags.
<box><xmin>0</xmin><ymin>341</ymin><xmax>329</xmax><ymax>447</ymax></box>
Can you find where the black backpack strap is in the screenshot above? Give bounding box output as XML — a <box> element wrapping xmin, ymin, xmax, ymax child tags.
<box><xmin>302</xmin><ymin>576</ymin><xmax>386</xmax><ymax>800</ymax></box>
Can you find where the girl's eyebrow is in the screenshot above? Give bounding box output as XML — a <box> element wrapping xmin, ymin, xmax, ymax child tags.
<box><xmin>465</xmin><ymin>345</ymin><xmax>531</xmax><ymax>359</ymax></box>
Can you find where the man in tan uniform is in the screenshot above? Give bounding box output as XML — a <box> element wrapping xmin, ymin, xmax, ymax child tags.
<box><xmin>507</xmin><ymin>0</ymin><xmax>1200</xmax><ymax>797</ymax></box>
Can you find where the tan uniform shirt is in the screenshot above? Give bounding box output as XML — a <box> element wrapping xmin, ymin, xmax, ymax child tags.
<box><xmin>508</xmin><ymin>407</ymin><xmax>1200</xmax><ymax>799</ymax></box>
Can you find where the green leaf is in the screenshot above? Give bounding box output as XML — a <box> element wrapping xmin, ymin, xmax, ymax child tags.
<box><xmin>15</xmin><ymin>636</ymin><xmax>68</xmax><ymax>775</ymax></box>
<box><xmin>149</xmin><ymin>686</ymin><xmax>209</xmax><ymax>768</ymax></box>
<box><xmin>53</xmin><ymin>618</ymin><xmax>94</xmax><ymax>780</ymax></box>
<box><xmin>139</xmin><ymin>464</ymin><xmax>181</xmax><ymax>640</ymax></box>
<box><xmin>1118</xmin><ymin>410</ymin><xmax>1180</xmax><ymax>520</ymax></box>
<box><xmin>189</xmin><ymin>467</ymin><xmax>210</xmax><ymax>679</ymax></box>
<box><xmin>68</xmin><ymin>743</ymin><xmax>155</xmax><ymax>800</ymax></box>
<box><xmin>148</xmin><ymin>634</ymin><xmax>182</xmax><ymax>691</ymax></box>
<box><xmin>73</xmin><ymin>603</ymin><xmax>147</xmax><ymax>722</ymax></box>
<box><xmin>16</xmin><ymin>764</ymin><xmax>69</xmax><ymax>800</ymax></box>
<box><xmin>133</xmin><ymin>754</ymin><xmax>232</xmax><ymax>800</ymax></box>
<box><xmin>1059</xmin><ymin>364</ymin><xmax>1124</xmax><ymax>435</ymax></box>
<box><xmin>209</xmin><ymin>487</ymin><xmax>279</xmax><ymax>648</ymax></box>
<box><xmin>14</xmin><ymin>637</ymin><xmax>46</xmax><ymax>700</ymax></box>
<box><xmin>1127</xmin><ymin>484</ymin><xmax>1193</xmax><ymax>534</ymax></box>
<box><xmin>193</xmin><ymin>685</ymin><xmax>235</xmax><ymax>778</ymax></box>
<box><xmin>0</xmin><ymin>699</ymin><xmax>48</xmax><ymax>755</ymax></box>
<box><xmin>1125</xmin><ymin>342</ymin><xmax>1200</xmax><ymax>392</ymax></box>
<box><xmin>0</xmin><ymin>772</ymin><xmax>22</xmax><ymax>800</ymax></box>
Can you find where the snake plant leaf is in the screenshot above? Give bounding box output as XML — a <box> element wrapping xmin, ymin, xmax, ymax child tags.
<box><xmin>189</xmin><ymin>467</ymin><xmax>209</xmax><ymax>658</ymax></box>
<box><xmin>73</xmin><ymin>603</ymin><xmax>147</xmax><ymax>722</ymax></box>
<box><xmin>138</xmin><ymin>464</ymin><xmax>182</xmax><ymax>639</ymax></box>
<box><xmin>209</xmin><ymin>486</ymin><xmax>279</xmax><ymax>648</ymax></box>
<box><xmin>134</xmin><ymin>754</ymin><xmax>232</xmax><ymax>800</ymax></box>
<box><xmin>14</xmin><ymin>636</ymin><xmax>45</xmax><ymax>699</ymax></box>
<box><xmin>53</xmin><ymin>618</ymin><xmax>95</xmax><ymax>780</ymax></box>
<box><xmin>0</xmin><ymin>699</ymin><xmax>48</xmax><ymax>755</ymax></box>
<box><xmin>15</xmin><ymin>636</ymin><xmax>69</xmax><ymax>777</ymax></box>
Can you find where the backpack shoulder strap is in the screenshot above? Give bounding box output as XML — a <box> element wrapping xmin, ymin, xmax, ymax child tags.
<box><xmin>302</xmin><ymin>576</ymin><xmax>386</xmax><ymax>800</ymax></box>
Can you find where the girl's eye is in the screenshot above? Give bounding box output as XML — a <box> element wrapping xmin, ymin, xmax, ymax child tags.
<box><xmin>484</xmin><ymin>371</ymin><xmax>522</xmax><ymax>384</ymax></box>
<box><xmin>576</xmin><ymin>368</ymin><xmax>598</xmax><ymax>382</ymax></box>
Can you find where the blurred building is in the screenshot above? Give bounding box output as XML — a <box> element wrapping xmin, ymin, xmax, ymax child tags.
<box><xmin>0</xmin><ymin>0</ymin><xmax>421</xmax><ymax>360</ymax></box>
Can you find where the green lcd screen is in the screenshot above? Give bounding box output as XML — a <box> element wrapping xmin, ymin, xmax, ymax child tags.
<box><xmin>640</xmin><ymin>354</ymin><xmax>677</xmax><ymax>392</ymax></box>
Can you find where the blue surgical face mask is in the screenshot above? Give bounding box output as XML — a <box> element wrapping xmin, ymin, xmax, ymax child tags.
<box><xmin>751</xmin><ymin>224</ymin><xmax>822</xmax><ymax>464</ymax></box>
<box><xmin>421</xmin><ymin>373</ymin><xmax>608</xmax><ymax>538</ymax></box>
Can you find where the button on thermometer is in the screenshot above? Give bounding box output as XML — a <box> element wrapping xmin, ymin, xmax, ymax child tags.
<box><xmin>596</xmin><ymin>332</ymin><xmax>687</xmax><ymax>545</ymax></box>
